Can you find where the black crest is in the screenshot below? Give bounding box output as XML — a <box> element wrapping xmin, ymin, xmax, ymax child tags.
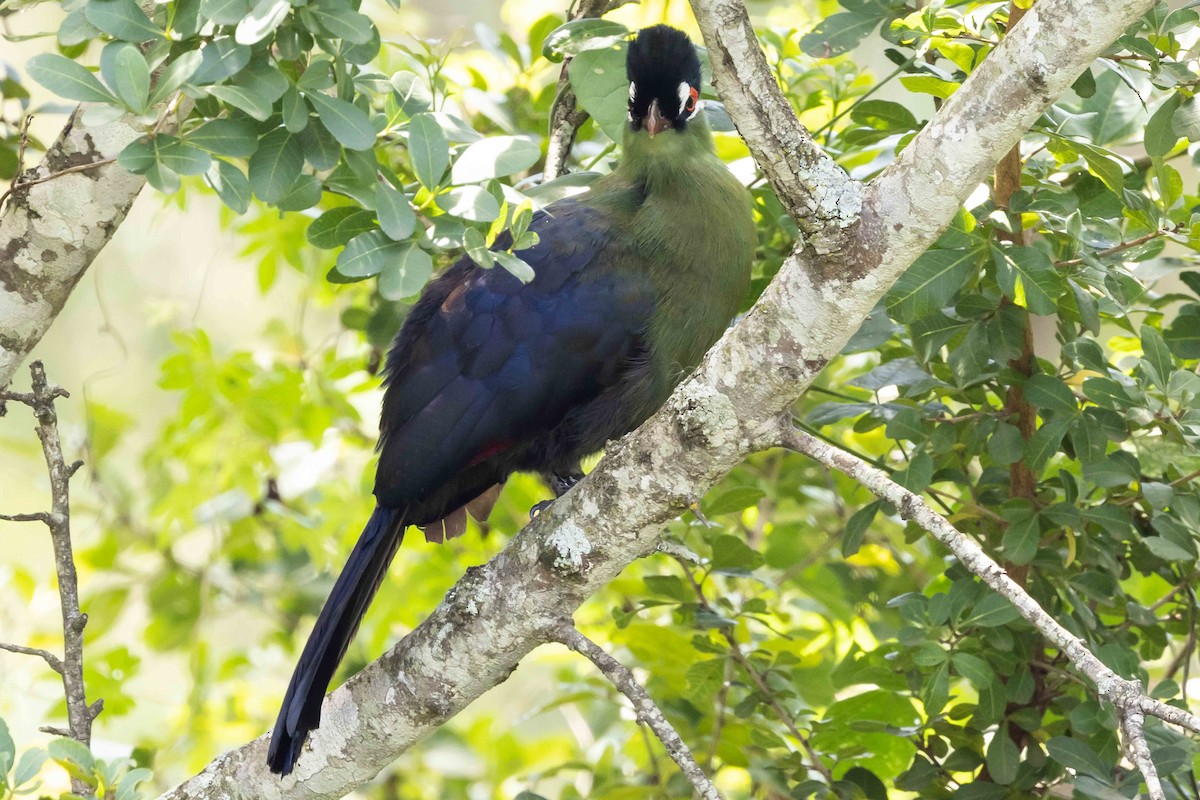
<box><xmin>626</xmin><ymin>25</ymin><xmax>703</xmax><ymax>130</ymax></box>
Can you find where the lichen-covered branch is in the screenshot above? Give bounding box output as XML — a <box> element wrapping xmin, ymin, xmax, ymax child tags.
<box><xmin>780</xmin><ymin>427</ymin><xmax>1197</xmax><ymax>800</ymax></box>
<box><xmin>0</xmin><ymin>110</ymin><xmax>147</xmax><ymax>393</ymax></box>
<box><xmin>551</xmin><ymin>622</ymin><xmax>722</xmax><ymax>800</ymax></box>
<box><xmin>155</xmin><ymin>0</ymin><xmax>1155</xmax><ymax>795</ymax></box>
<box><xmin>0</xmin><ymin>361</ymin><xmax>100</xmax><ymax>791</ymax></box>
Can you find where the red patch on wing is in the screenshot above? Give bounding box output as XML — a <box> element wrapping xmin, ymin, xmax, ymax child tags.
<box><xmin>468</xmin><ymin>441</ymin><xmax>511</xmax><ymax>467</ymax></box>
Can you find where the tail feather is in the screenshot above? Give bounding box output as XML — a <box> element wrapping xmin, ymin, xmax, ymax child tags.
<box><xmin>267</xmin><ymin>506</ymin><xmax>406</xmax><ymax>775</ymax></box>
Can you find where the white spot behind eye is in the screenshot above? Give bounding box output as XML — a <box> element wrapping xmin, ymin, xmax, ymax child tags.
<box><xmin>677</xmin><ymin>81</ymin><xmax>702</xmax><ymax>120</ymax></box>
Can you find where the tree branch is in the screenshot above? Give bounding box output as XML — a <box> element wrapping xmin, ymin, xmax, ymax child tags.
<box><xmin>780</xmin><ymin>427</ymin><xmax>1198</xmax><ymax>799</ymax></box>
<box><xmin>550</xmin><ymin>622</ymin><xmax>722</xmax><ymax>800</ymax></box>
<box><xmin>155</xmin><ymin>0</ymin><xmax>1156</xmax><ymax>795</ymax></box>
<box><xmin>1</xmin><ymin>361</ymin><xmax>98</xmax><ymax>792</ymax></box>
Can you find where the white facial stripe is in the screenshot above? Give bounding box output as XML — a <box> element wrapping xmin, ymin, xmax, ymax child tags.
<box><xmin>688</xmin><ymin>99</ymin><xmax>702</xmax><ymax>120</ymax></box>
<box><xmin>677</xmin><ymin>81</ymin><xmax>689</xmax><ymax>115</ymax></box>
<box><xmin>629</xmin><ymin>82</ymin><xmax>636</xmax><ymax>103</ymax></box>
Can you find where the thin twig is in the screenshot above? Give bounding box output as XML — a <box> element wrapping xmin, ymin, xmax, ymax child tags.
<box><xmin>780</xmin><ymin>424</ymin><xmax>1200</xmax><ymax>800</ymax></box>
<box><xmin>0</xmin><ymin>642</ymin><xmax>64</xmax><ymax>674</ymax></box>
<box><xmin>2</xmin><ymin>361</ymin><xmax>98</xmax><ymax>792</ymax></box>
<box><xmin>551</xmin><ymin>621</ymin><xmax>723</xmax><ymax>800</ymax></box>
<box><xmin>673</xmin><ymin>557</ymin><xmax>834</xmax><ymax>783</ymax></box>
<box><xmin>0</xmin><ymin>158</ymin><xmax>118</xmax><ymax>215</ymax></box>
<box><xmin>1056</xmin><ymin>228</ymin><xmax>1175</xmax><ymax>267</ymax></box>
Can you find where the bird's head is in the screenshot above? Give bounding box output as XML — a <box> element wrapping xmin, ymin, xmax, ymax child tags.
<box><xmin>626</xmin><ymin>25</ymin><xmax>703</xmax><ymax>138</ymax></box>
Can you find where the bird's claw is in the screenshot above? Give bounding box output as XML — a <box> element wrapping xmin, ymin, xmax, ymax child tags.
<box><xmin>529</xmin><ymin>499</ymin><xmax>555</xmax><ymax>520</ymax></box>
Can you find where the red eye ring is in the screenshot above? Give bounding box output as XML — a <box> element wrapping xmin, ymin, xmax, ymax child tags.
<box><xmin>685</xmin><ymin>86</ymin><xmax>699</xmax><ymax>112</ymax></box>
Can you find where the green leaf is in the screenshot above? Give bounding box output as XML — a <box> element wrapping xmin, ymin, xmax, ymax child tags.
<box><xmin>986</xmin><ymin>734</ymin><xmax>1019</xmax><ymax>785</ymax></box>
<box><xmin>0</xmin><ymin>719</ymin><xmax>12</xmax><ymax>775</ymax></box>
<box><xmin>281</xmin><ymin>86</ymin><xmax>309</xmax><ymax>133</ymax></box>
<box><xmin>112</xmin><ymin>45</ymin><xmax>150</xmax><ymax>112</ymax></box>
<box><xmin>408</xmin><ymin>112</ymin><xmax>449</xmax><ymax>189</ymax></box>
<box><xmin>275</xmin><ymin>173</ymin><xmax>322</xmax><ymax>212</ymax></box>
<box><xmin>463</xmin><ymin>227</ymin><xmax>494</xmax><ymax>268</ymax></box>
<box><xmin>951</xmin><ymin>652</ymin><xmax>994</xmax><ymax>689</ymax></box>
<box><xmin>1145</xmin><ymin>93</ymin><xmax>1182</xmax><ymax>157</ymax></box>
<box><xmin>1046</xmin><ymin>736</ymin><xmax>1109</xmax><ymax>777</ymax></box>
<box><xmin>1175</xmin><ymin>97</ymin><xmax>1200</xmax><ymax>141</ymax></box>
<box><xmin>248</xmin><ymin>128</ymin><xmax>303</xmax><ymax>203</ymax></box>
<box><xmin>450</xmin><ymin>136</ymin><xmax>541</xmax><ymax>184</ymax></box>
<box><xmin>186</xmin><ymin>118</ymin><xmax>258</xmax><ymax>158</ymax></box>
<box><xmin>190</xmin><ymin>39</ymin><xmax>250</xmax><ymax>85</ymax></box>
<box><xmin>234</xmin><ymin>0</ymin><xmax>290</xmax><ymax>45</ymax></box>
<box><xmin>849</xmin><ymin>99</ymin><xmax>918</xmax><ymax>132</ymax></box>
<box><xmin>338</xmin><ymin>230</ymin><xmax>405</xmax><ymax>281</ymax></box>
<box><xmin>48</xmin><ymin>738</ymin><xmax>95</xmax><ymax>774</ymax></box>
<box><xmin>26</xmin><ymin>54</ymin><xmax>116</xmax><ymax>104</ymax></box>
<box><xmin>375</xmin><ymin>181</ymin><xmax>416</xmax><ymax>241</ymax></box>
<box><xmin>493</xmin><ymin>250</ymin><xmax>535</xmax><ymax>283</ymax></box>
<box><xmin>86</xmin><ymin>0</ymin><xmax>163</xmax><ymax>42</ymax></box>
<box><xmin>308</xmin><ymin>207</ymin><xmax>376</xmax><ymax>249</ymax></box>
<box><xmin>378</xmin><ymin>242</ymin><xmax>433</xmax><ymax>300</ymax></box>
<box><xmin>842</xmin><ymin>502</ymin><xmax>878</xmax><ymax>557</ymax></box>
<box><xmin>1024</xmin><ymin>418</ymin><xmax>1070</xmax><ymax>473</ymax></box>
<box><xmin>1144</xmin><ymin>535</ymin><xmax>1195</xmax><ymax>562</ymax></box>
<box><xmin>305</xmin><ymin>91</ymin><xmax>374</xmax><ymax>150</ymax></box>
<box><xmin>1023</xmin><ymin>374</ymin><xmax>1077</xmax><ymax>415</ymax></box>
<box><xmin>1140</xmin><ymin>324</ymin><xmax>1173</xmax><ymax>391</ymax></box>
<box><xmin>897</xmin><ymin>75</ymin><xmax>959</xmax><ymax>100</ymax></box>
<box><xmin>438</xmin><ymin>186</ymin><xmax>501</xmax><ymax>223</ymax></box>
<box><xmin>205</xmin><ymin>83</ymin><xmax>273</xmax><ymax>121</ymax></box>
<box><xmin>988</xmin><ymin>423</ymin><xmax>1024</xmax><ymax>465</ymax></box>
<box><xmin>156</xmin><ymin>137</ymin><xmax>212</xmax><ymax>175</ymax></box>
<box><xmin>963</xmin><ymin>594</ymin><xmax>1022</xmax><ymax>628</ymax></box>
<box><xmin>59</xmin><ymin>8</ymin><xmax>103</xmax><ymax>46</ymax></box>
<box><xmin>1002</xmin><ymin>509</ymin><xmax>1040</xmax><ymax>566</ymax></box>
<box><xmin>1082</xmin><ymin>450</ymin><xmax>1139</xmax><ymax>489</ymax></box>
<box><xmin>705</xmin><ymin>486</ymin><xmax>765</xmax><ymax>516</ymax></box>
<box><xmin>886</xmin><ymin>249</ymin><xmax>979</xmax><ymax>322</ymax></box>
<box><xmin>148</xmin><ymin>50</ymin><xmax>203</xmax><ymax>105</ymax></box>
<box><xmin>205</xmin><ymin>159</ymin><xmax>252</xmax><ymax>214</ymax></box>
<box><xmin>200</xmin><ymin>0</ymin><xmax>252</xmax><ymax>25</ymax></box>
<box><xmin>568</xmin><ymin>44</ymin><xmax>630</xmax><ymax>143</ymax></box>
<box><xmin>1164</xmin><ymin>314</ymin><xmax>1200</xmax><ymax>359</ymax></box>
<box><xmin>801</xmin><ymin>10</ymin><xmax>884</xmax><ymax>58</ymax></box>
<box><xmin>711</xmin><ymin>534</ymin><xmax>764</xmax><ymax>572</ymax></box>
<box><xmin>13</xmin><ymin>748</ymin><xmax>47</xmax><ymax>788</ymax></box>
<box><xmin>541</xmin><ymin>18</ymin><xmax>628</xmax><ymax>61</ymax></box>
<box><xmin>308</xmin><ymin>0</ymin><xmax>373</xmax><ymax>43</ymax></box>
<box><xmin>992</xmin><ymin>246</ymin><xmax>1061</xmax><ymax>315</ymax></box>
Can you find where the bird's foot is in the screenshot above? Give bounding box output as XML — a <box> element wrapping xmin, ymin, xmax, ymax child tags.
<box><xmin>529</xmin><ymin>471</ymin><xmax>584</xmax><ymax>520</ymax></box>
<box><xmin>550</xmin><ymin>471</ymin><xmax>583</xmax><ymax>498</ymax></box>
<box><xmin>529</xmin><ymin>499</ymin><xmax>555</xmax><ymax>520</ymax></box>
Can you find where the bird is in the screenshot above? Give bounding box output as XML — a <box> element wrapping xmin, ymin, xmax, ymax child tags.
<box><xmin>267</xmin><ymin>23</ymin><xmax>756</xmax><ymax>776</ymax></box>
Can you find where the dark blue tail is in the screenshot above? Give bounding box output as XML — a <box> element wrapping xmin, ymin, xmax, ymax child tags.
<box><xmin>267</xmin><ymin>506</ymin><xmax>405</xmax><ymax>775</ymax></box>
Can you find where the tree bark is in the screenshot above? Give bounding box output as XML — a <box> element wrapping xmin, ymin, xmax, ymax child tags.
<box><xmin>154</xmin><ymin>0</ymin><xmax>1153</xmax><ymax>796</ymax></box>
<box><xmin>0</xmin><ymin>110</ymin><xmax>146</xmax><ymax>393</ymax></box>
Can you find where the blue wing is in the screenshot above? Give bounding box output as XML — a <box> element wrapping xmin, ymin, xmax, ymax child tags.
<box><xmin>374</xmin><ymin>199</ymin><xmax>656</xmax><ymax>513</ymax></box>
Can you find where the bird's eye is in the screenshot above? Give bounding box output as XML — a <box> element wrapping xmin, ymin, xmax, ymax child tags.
<box><xmin>677</xmin><ymin>82</ymin><xmax>701</xmax><ymax>120</ymax></box>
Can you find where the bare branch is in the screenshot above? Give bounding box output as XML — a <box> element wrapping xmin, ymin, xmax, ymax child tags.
<box><xmin>780</xmin><ymin>426</ymin><xmax>1200</xmax><ymax>782</ymax></box>
<box><xmin>0</xmin><ymin>641</ymin><xmax>64</xmax><ymax>674</ymax></box>
<box><xmin>2</xmin><ymin>361</ymin><xmax>98</xmax><ymax>766</ymax></box>
<box><xmin>1120</xmin><ymin>711</ymin><xmax>1164</xmax><ymax>800</ymax></box>
<box><xmin>0</xmin><ymin>511</ymin><xmax>51</xmax><ymax>523</ymax></box>
<box><xmin>551</xmin><ymin>622</ymin><xmax>722</xmax><ymax>800</ymax></box>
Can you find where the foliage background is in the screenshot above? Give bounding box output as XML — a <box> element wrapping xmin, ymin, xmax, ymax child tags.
<box><xmin>1</xmin><ymin>0</ymin><xmax>1199</xmax><ymax>797</ymax></box>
